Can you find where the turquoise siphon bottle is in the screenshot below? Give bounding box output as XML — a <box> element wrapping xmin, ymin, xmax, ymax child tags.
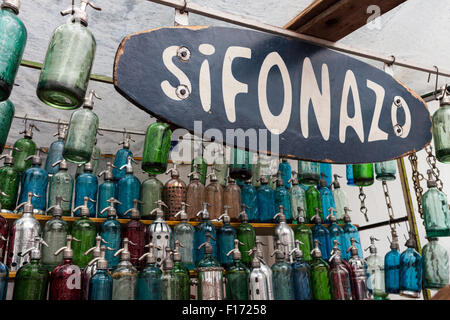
<box><xmin>237</xmin><ymin>209</ymin><xmax>256</xmax><ymax>266</ymax></box>
<box><xmin>48</xmin><ymin>159</ymin><xmax>73</xmax><ymax>216</ymax></box>
<box><xmin>135</xmin><ymin>243</ymin><xmax>162</xmax><ymax>300</ymax></box>
<box><xmin>289</xmin><ymin>240</ymin><xmax>312</xmax><ymax>300</ymax></box>
<box><xmin>74</xmin><ymin>161</ymin><xmax>97</xmax><ymax>217</ymax></box>
<box><xmin>352</xmin><ymin>163</ymin><xmax>374</xmax><ymax>186</ymax></box>
<box><xmin>194</xmin><ymin>202</ymin><xmax>218</xmax><ymax>264</ymax></box>
<box><xmin>99</xmin><ymin>198</ymin><xmax>122</xmax><ymax>270</ymax></box>
<box><xmin>0</xmin><ymin>0</ymin><xmax>27</xmax><ymax>101</ymax></box>
<box><xmin>433</xmin><ymin>85</ymin><xmax>450</xmax><ymax>163</ymax></box>
<box><xmin>375</xmin><ymin>160</ymin><xmax>397</xmax><ymax>181</ymax></box>
<box><xmin>294</xmin><ymin>211</ymin><xmax>313</xmax><ymax>262</ymax></box>
<box><xmin>172</xmin><ymin>240</ymin><xmax>190</xmax><ymax>300</ymax></box>
<box><xmin>289</xmin><ymin>171</ymin><xmax>306</xmax><ymax>222</ymax></box>
<box><xmin>365</xmin><ymin>236</ymin><xmax>388</xmax><ymax>300</ymax></box>
<box><xmin>142</xmin><ymin>121</ymin><xmax>172</xmax><ymax>175</ymax></box>
<box><xmin>278</xmin><ymin>158</ymin><xmax>292</xmax><ymax>189</ymax></box>
<box><xmin>216</xmin><ymin>207</ymin><xmax>237</xmax><ymax>269</ymax></box>
<box><xmin>256</xmin><ymin>175</ymin><xmax>276</xmax><ymax>222</ymax></box>
<box><xmin>44</xmin><ymin>123</ymin><xmax>67</xmax><ymax>175</ymax></box>
<box><xmin>241</xmin><ymin>179</ymin><xmax>258</xmax><ymax>222</ymax></box>
<box><xmin>71</xmin><ymin>196</ymin><xmax>97</xmax><ymax>268</ymax></box>
<box><xmin>320</xmin><ymin>163</ymin><xmax>332</xmax><ymax>186</ymax></box>
<box><xmin>225</xmin><ymin>239</ymin><xmax>249</xmax><ymax>300</ymax></box>
<box><xmin>318</xmin><ymin>173</ymin><xmax>336</xmax><ymax>223</ymax></box>
<box><xmin>422</xmin><ymin>170</ymin><xmax>450</xmax><ymax>237</ymax></box>
<box><xmin>305</xmin><ymin>184</ymin><xmax>321</xmax><ymax>223</ymax></box>
<box><xmin>88</xmin><ymin>246</ymin><xmax>113</xmax><ymax>300</ymax></box>
<box><xmin>112</xmin><ymin>132</ymin><xmax>134</xmax><ymax>183</ymax></box>
<box><xmin>117</xmin><ymin>156</ymin><xmax>141</xmax><ymax>218</ymax></box>
<box><xmin>63</xmin><ymin>90</ymin><xmax>100</xmax><ymax>163</ymax></box>
<box><xmin>140</xmin><ymin>173</ymin><xmax>163</xmax><ymax>219</ymax></box>
<box><xmin>346</xmin><ymin>164</ymin><xmax>355</xmax><ymax>186</ymax></box>
<box><xmin>0</xmin><ymin>100</ymin><xmax>15</xmax><ymax>153</ymax></box>
<box><xmin>97</xmin><ymin>162</ymin><xmax>117</xmax><ymax>218</ymax></box>
<box><xmin>347</xmin><ymin>238</ymin><xmax>369</xmax><ymax>300</ymax></box>
<box><xmin>271</xmin><ymin>240</ymin><xmax>295</xmax><ymax>300</ymax></box>
<box><xmin>311</xmin><ymin>209</ymin><xmax>331</xmax><ymax>261</ymax></box>
<box><xmin>81</xmin><ymin>235</ymin><xmax>107</xmax><ymax>300</ymax></box>
<box><xmin>0</xmin><ymin>148</ymin><xmax>21</xmax><ymax>211</ymax></box>
<box><xmin>41</xmin><ymin>196</ymin><xmax>70</xmax><ymax>271</ymax></box>
<box><xmin>298</xmin><ymin>160</ymin><xmax>320</xmax><ymax>186</ymax></box>
<box><xmin>12</xmin><ymin>236</ymin><xmax>50</xmax><ymax>300</ymax></box>
<box><xmin>248</xmin><ymin>246</ymin><xmax>270</xmax><ymax>300</ymax></box>
<box><xmin>385</xmin><ymin>229</ymin><xmax>401</xmax><ymax>294</ymax></box>
<box><xmin>327</xmin><ymin>208</ymin><xmax>345</xmax><ymax>255</ymax></box>
<box><xmin>174</xmin><ymin>202</ymin><xmax>195</xmax><ymax>270</ymax></box>
<box><xmin>399</xmin><ymin>232</ymin><xmax>422</xmax><ymax>298</ymax></box>
<box><xmin>309</xmin><ymin>240</ymin><xmax>332</xmax><ymax>300</ymax></box>
<box><xmin>12</xmin><ymin>121</ymin><xmax>37</xmax><ymax>173</ymax></box>
<box><xmin>331</xmin><ymin>174</ymin><xmax>349</xmax><ymax>224</ymax></box>
<box><xmin>342</xmin><ymin>207</ymin><xmax>363</xmax><ymax>260</ymax></box>
<box><xmin>195</xmin><ymin>233</ymin><xmax>224</xmax><ymax>300</ymax></box>
<box><xmin>111</xmin><ymin>238</ymin><xmax>138</xmax><ymax>300</ymax></box>
<box><xmin>422</xmin><ymin>237</ymin><xmax>449</xmax><ymax>289</ymax></box>
<box><xmin>274</xmin><ymin>172</ymin><xmax>291</xmax><ymax>222</ymax></box>
<box><xmin>18</xmin><ymin>149</ymin><xmax>48</xmax><ymax>214</ymax></box>
<box><xmin>37</xmin><ymin>0</ymin><xmax>101</xmax><ymax>109</ymax></box>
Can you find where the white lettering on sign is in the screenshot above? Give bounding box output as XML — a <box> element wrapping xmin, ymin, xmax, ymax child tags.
<box><xmin>339</xmin><ymin>70</ymin><xmax>364</xmax><ymax>143</ymax></box>
<box><xmin>392</xmin><ymin>96</ymin><xmax>411</xmax><ymax>138</ymax></box>
<box><xmin>199</xmin><ymin>44</ymin><xmax>216</xmax><ymax>112</ymax></box>
<box><xmin>222</xmin><ymin>46</ymin><xmax>251</xmax><ymax>123</ymax></box>
<box><xmin>300</xmin><ymin>57</ymin><xmax>330</xmax><ymax>140</ymax></box>
<box><xmin>161</xmin><ymin>46</ymin><xmax>192</xmax><ymax>101</ymax></box>
<box><xmin>367</xmin><ymin>79</ymin><xmax>388</xmax><ymax>142</ymax></box>
<box><xmin>258</xmin><ymin>52</ymin><xmax>292</xmax><ymax>135</ymax></box>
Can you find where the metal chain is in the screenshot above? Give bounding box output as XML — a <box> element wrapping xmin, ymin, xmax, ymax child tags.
<box><xmin>425</xmin><ymin>144</ymin><xmax>443</xmax><ymax>191</ymax></box>
<box><xmin>358</xmin><ymin>187</ymin><xmax>369</xmax><ymax>222</ymax></box>
<box><xmin>382</xmin><ymin>181</ymin><xmax>400</xmax><ymax>231</ymax></box>
<box><xmin>408</xmin><ymin>152</ymin><xmax>425</xmax><ymax>221</ymax></box>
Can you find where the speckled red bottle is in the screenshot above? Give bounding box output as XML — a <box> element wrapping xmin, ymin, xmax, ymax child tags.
<box><xmin>49</xmin><ymin>235</ymin><xmax>82</xmax><ymax>300</ymax></box>
<box><xmin>122</xmin><ymin>199</ymin><xmax>146</xmax><ymax>269</ymax></box>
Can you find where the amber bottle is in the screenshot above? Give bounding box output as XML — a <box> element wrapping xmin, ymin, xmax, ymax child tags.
<box><xmin>205</xmin><ymin>167</ymin><xmax>224</xmax><ymax>221</ymax></box>
<box><xmin>223</xmin><ymin>176</ymin><xmax>242</xmax><ymax>222</ymax></box>
<box><xmin>186</xmin><ymin>164</ymin><xmax>205</xmax><ymax>220</ymax></box>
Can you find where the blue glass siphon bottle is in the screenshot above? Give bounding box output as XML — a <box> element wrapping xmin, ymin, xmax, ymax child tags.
<box><xmin>385</xmin><ymin>230</ymin><xmax>401</xmax><ymax>294</ymax></box>
<box><xmin>88</xmin><ymin>246</ymin><xmax>113</xmax><ymax>300</ymax></box>
<box><xmin>342</xmin><ymin>207</ymin><xmax>363</xmax><ymax>260</ymax></box>
<box><xmin>44</xmin><ymin>123</ymin><xmax>67</xmax><ymax>175</ymax></box>
<box><xmin>241</xmin><ymin>179</ymin><xmax>258</xmax><ymax>222</ymax></box>
<box><xmin>97</xmin><ymin>162</ymin><xmax>117</xmax><ymax>218</ymax></box>
<box><xmin>74</xmin><ymin>161</ymin><xmax>97</xmax><ymax>217</ymax></box>
<box><xmin>216</xmin><ymin>207</ymin><xmax>237</xmax><ymax>269</ymax></box>
<box><xmin>318</xmin><ymin>173</ymin><xmax>336</xmax><ymax>223</ymax></box>
<box><xmin>326</xmin><ymin>209</ymin><xmax>345</xmax><ymax>255</ymax></box>
<box><xmin>99</xmin><ymin>198</ymin><xmax>122</xmax><ymax>270</ymax></box>
<box><xmin>311</xmin><ymin>209</ymin><xmax>331</xmax><ymax>261</ymax></box>
<box><xmin>399</xmin><ymin>232</ymin><xmax>423</xmax><ymax>298</ymax></box>
<box><xmin>278</xmin><ymin>158</ymin><xmax>292</xmax><ymax>189</ymax></box>
<box><xmin>271</xmin><ymin>240</ymin><xmax>295</xmax><ymax>300</ymax></box>
<box><xmin>274</xmin><ymin>172</ymin><xmax>291</xmax><ymax>222</ymax></box>
<box><xmin>117</xmin><ymin>156</ymin><xmax>141</xmax><ymax>218</ymax></box>
<box><xmin>257</xmin><ymin>175</ymin><xmax>276</xmax><ymax>222</ymax></box>
<box><xmin>135</xmin><ymin>243</ymin><xmax>162</xmax><ymax>300</ymax></box>
<box><xmin>289</xmin><ymin>240</ymin><xmax>312</xmax><ymax>300</ymax></box>
<box><xmin>112</xmin><ymin>132</ymin><xmax>134</xmax><ymax>183</ymax></box>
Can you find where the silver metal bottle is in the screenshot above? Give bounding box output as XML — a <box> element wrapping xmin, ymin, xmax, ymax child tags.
<box><xmin>255</xmin><ymin>239</ymin><xmax>274</xmax><ymax>300</ymax></box>
<box><xmin>148</xmin><ymin>200</ymin><xmax>172</xmax><ymax>267</ymax></box>
<box><xmin>273</xmin><ymin>205</ymin><xmax>295</xmax><ymax>263</ymax></box>
<box><xmin>248</xmin><ymin>246</ymin><xmax>269</xmax><ymax>300</ymax></box>
<box><xmin>7</xmin><ymin>192</ymin><xmax>41</xmax><ymax>271</ymax></box>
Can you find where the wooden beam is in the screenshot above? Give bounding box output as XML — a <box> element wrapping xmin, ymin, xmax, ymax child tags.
<box><xmin>284</xmin><ymin>0</ymin><xmax>407</xmax><ymax>41</ymax></box>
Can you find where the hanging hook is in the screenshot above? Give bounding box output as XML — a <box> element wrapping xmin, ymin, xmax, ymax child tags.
<box><xmin>427</xmin><ymin>65</ymin><xmax>439</xmax><ymax>100</ymax></box>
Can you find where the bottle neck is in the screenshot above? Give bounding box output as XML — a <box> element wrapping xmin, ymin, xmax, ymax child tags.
<box><xmin>2</xmin><ymin>7</ymin><xmax>17</xmax><ymax>15</ymax></box>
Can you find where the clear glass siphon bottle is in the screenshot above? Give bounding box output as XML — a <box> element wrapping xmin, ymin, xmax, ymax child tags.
<box><xmin>331</xmin><ymin>174</ymin><xmax>349</xmax><ymax>224</ymax></box>
<box><xmin>271</xmin><ymin>240</ymin><xmax>295</xmax><ymax>300</ymax></box>
<box><xmin>48</xmin><ymin>159</ymin><xmax>73</xmax><ymax>216</ymax></box>
<box><xmin>289</xmin><ymin>171</ymin><xmax>306</xmax><ymax>222</ymax></box>
<box><xmin>140</xmin><ymin>173</ymin><xmax>163</xmax><ymax>219</ymax></box>
<box><xmin>433</xmin><ymin>86</ymin><xmax>450</xmax><ymax>163</ymax></box>
<box><xmin>111</xmin><ymin>238</ymin><xmax>138</xmax><ymax>300</ymax></box>
<box><xmin>135</xmin><ymin>243</ymin><xmax>163</xmax><ymax>300</ymax></box>
<box><xmin>0</xmin><ymin>0</ymin><xmax>27</xmax><ymax>101</ymax></box>
<box><xmin>374</xmin><ymin>160</ymin><xmax>397</xmax><ymax>181</ymax></box>
<box><xmin>422</xmin><ymin>237</ymin><xmax>449</xmax><ymax>289</ymax></box>
<box><xmin>365</xmin><ymin>236</ymin><xmax>388</xmax><ymax>300</ymax></box>
<box><xmin>298</xmin><ymin>160</ymin><xmax>320</xmax><ymax>186</ymax></box>
<box><xmin>174</xmin><ymin>202</ymin><xmax>195</xmax><ymax>270</ymax></box>
<box><xmin>37</xmin><ymin>0</ymin><xmax>101</xmax><ymax>109</ymax></box>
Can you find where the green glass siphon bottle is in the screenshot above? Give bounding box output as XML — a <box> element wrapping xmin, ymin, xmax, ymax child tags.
<box><xmin>237</xmin><ymin>210</ymin><xmax>256</xmax><ymax>265</ymax></box>
<box><xmin>0</xmin><ymin>0</ymin><xmax>27</xmax><ymax>101</ymax></box>
<box><xmin>422</xmin><ymin>170</ymin><xmax>450</xmax><ymax>237</ymax></box>
<box><xmin>48</xmin><ymin>159</ymin><xmax>74</xmax><ymax>216</ymax></box>
<box><xmin>37</xmin><ymin>0</ymin><xmax>101</xmax><ymax>109</ymax></box>
<box><xmin>422</xmin><ymin>237</ymin><xmax>449</xmax><ymax>289</ymax></box>
<box><xmin>72</xmin><ymin>196</ymin><xmax>97</xmax><ymax>268</ymax></box>
<box><xmin>12</xmin><ymin>237</ymin><xmax>50</xmax><ymax>300</ymax></box>
<box><xmin>172</xmin><ymin>240</ymin><xmax>190</xmax><ymax>300</ymax></box>
<box><xmin>352</xmin><ymin>163</ymin><xmax>374</xmax><ymax>186</ymax></box>
<box><xmin>173</xmin><ymin>202</ymin><xmax>195</xmax><ymax>270</ymax></box>
<box><xmin>63</xmin><ymin>90</ymin><xmax>100</xmax><ymax>164</ymax></box>
<box><xmin>161</xmin><ymin>247</ymin><xmax>180</xmax><ymax>300</ymax></box>
<box><xmin>305</xmin><ymin>185</ymin><xmax>321</xmax><ymax>223</ymax></box>
<box><xmin>374</xmin><ymin>160</ymin><xmax>397</xmax><ymax>181</ymax></box>
<box><xmin>0</xmin><ymin>148</ymin><xmax>20</xmax><ymax>211</ymax></box>
<box><xmin>12</xmin><ymin>121</ymin><xmax>37</xmax><ymax>173</ymax></box>
<box><xmin>293</xmin><ymin>212</ymin><xmax>313</xmax><ymax>262</ymax></box>
<box><xmin>140</xmin><ymin>174</ymin><xmax>163</xmax><ymax>219</ymax></box>
<box><xmin>225</xmin><ymin>239</ymin><xmax>249</xmax><ymax>300</ymax></box>
<box><xmin>142</xmin><ymin>121</ymin><xmax>172</xmax><ymax>175</ymax></box>
<box><xmin>271</xmin><ymin>240</ymin><xmax>295</xmax><ymax>300</ymax></box>
<box><xmin>433</xmin><ymin>86</ymin><xmax>450</xmax><ymax>163</ymax></box>
<box><xmin>0</xmin><ymin>100</ymin><xmax>14</xmax><ymax>151</ymax></box>
<box><xmin>309</xmin><ymin>240</ymin><xmax>332</xmax><ymax>300</ymax></box>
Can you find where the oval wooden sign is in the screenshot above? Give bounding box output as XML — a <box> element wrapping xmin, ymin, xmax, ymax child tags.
<box><xmin>114</xmin><ymin>26</ymin><xmax>431</xmax><ymax>164</ymax></box>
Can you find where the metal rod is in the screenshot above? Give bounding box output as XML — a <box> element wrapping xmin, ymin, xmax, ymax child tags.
<box><xmin>357</xmin><ymin>216</ymin><xmax>408</xmax><ymax>231</ymax></box>
<box><xmin>147</xmin><ymin>0</ymin><xmax>450</xmax><ymax>78</ymax></box>
<box><xmin>396</xmin><ymin>157</ymin><xmax>430</xmax><ymax>300</ymax></box>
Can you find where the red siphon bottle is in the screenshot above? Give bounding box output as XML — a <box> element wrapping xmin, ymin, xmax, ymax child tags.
<box><xmin>329</xmin><ymin>240</ymin><xmax>352</xmax><ymax>300</ymax></box>
<box><xmin>122</xmin><ymin>199</ymin><xmax>147</xmax><ymax>270</ymax></box>
<box><xmin>49</xmin><ymin>235</ymin><xmax>83</xmax><ymax>300</ymax></box>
